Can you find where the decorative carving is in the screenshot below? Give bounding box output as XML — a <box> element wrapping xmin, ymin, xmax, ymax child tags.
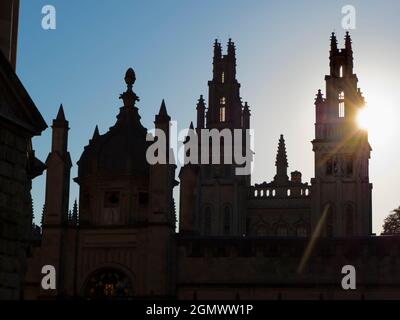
<box><xmin>119</xmin><ymin>68</ymin><xmax>140</xmax><ymax>107</ymax></box>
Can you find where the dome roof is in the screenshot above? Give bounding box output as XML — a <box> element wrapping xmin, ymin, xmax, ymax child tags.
<box><xmin>76</xmin><ymin>69</ymin><xmax>150</xmax><ymax>179</ymax></box>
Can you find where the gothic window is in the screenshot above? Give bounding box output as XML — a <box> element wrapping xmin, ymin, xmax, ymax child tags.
<box><xmin>325</xmin><ymin>204</ymin><xmax>334</xmax><ymax>237</ymax></box>
<box><xmin>204</xmin><ymin>206</ymin><xmax>212</xmax><ymax>235</ymax></box>
<box><xmin>84</xmin><ymin>268</ymin><xmax>133</xmax><ymax>299</ymax></box>
<box><xmin>345</xmin><ymin>204</ymin><xmax>355</xmax><ymax>236</ymax></box>
<box><xmin>339</xmin><ymin>66</ymin><xmax>343</xmax><ymax>78</ymax></box>
<box><xmin>333</xmin><ymin>157</ymin><xmax>340</xmax><ymax>175</ymax></box>
<box><xmin>104</xmin><ymin>192</ymin><xmax>120</xmax><ymax>208</ymax></box>
<box><xmin>219</xmin><ymin>97</ymin><xmax>226</xmax><ymax>122</ymax></box>
<box><xmin>326</xmin><ymin>157</ymin><xmax>333</xmax><ymax>175</ymax></box>
<box><xmin>296</xmin><ymin>225</ymin><xmax>308</xmax><ymax>237</ymax></box>
<box><xmin>219</xmin><ymin>106</ymin><xmax>226</xmax><ymax>122</ymax></box>
<box><xmin>223</xmin><ymin>206</ymin><xmax>231</xmax><ymax>235</ymax></box>
<box><xmin>221</xmin><ymin>72</ymin><xmax>225</xmax><ymax>84</ymax></box>
<box><xmin>338</xmin><ymin>91</ymin><xmax>345</xmax><ymax>118</ymax></box>
<box><xmin>255</xmin><ymin>224</ymin><xmax>268</xmax><ymax>236</ymax></box>
<box><xmin>276</xmin><ymin>225</ymin><xmax>288</xmax><ymax>237</ymax></box>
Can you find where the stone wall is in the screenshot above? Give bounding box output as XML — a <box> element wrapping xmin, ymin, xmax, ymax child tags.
<box><xmin>177</xmin><ymin>236</ymin><xmax>400</xmax><ymax>299</ymax></box>
<box><xmin>0</xmin><ymin>125</ymin><xmax>31</xmax><ymax>299</ymax></box>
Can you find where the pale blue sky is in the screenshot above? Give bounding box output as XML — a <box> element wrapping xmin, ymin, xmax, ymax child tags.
<box><xmin>17</xmin><ymin>0</ymin><xmax>400</xmax><ymax>233</ymax></box>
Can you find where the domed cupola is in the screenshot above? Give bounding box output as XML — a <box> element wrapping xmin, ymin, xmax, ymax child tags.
<box><xmin>76</xmin><ymin>68</ymin><xmax>150</xmax><ymax>181</ymax></box>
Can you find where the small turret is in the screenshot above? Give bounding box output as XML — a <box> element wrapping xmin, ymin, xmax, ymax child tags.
<box><xmin>196</xmin><ymin>95</ymin><xmax>206</xmax><ymax>129</ymax></box>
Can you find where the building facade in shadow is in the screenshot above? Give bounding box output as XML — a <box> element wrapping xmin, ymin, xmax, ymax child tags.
<box><xmin>0</xmin><ymin>0</ymin><xmax>47</xmax><ymax>299</ymax></box>
<box><xmin>22</xmin><ymin>33</ymin><xmax>396</xmax><ymax>300</ymax></box>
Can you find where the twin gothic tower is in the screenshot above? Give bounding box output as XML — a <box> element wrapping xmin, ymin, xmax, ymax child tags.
<box><xmin>24</xmin><ymin>32</ymin><xmax>373</xmax><ymax>299</ymax></box>
<box><xmin>179</xmin><ymin>32</ymin><xmax>372</xmax><ymax>238</ymax></box>
<box><xmin>311</xmin><ymin>32</ymin><xmax>372</xmax><ymax>237</ymax></box>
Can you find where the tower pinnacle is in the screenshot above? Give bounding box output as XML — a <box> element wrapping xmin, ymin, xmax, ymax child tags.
<box><xmin>274</xmin><ymin>134</ymin><xmax>289</xmax><ymax>183</ymax></box>
<box><xmin>156</xmin><ymin>99</ymin><xmax>171</xmax><ymax>123</ymax></box>
<box><xmin>91</xmin><ymin>125</ymin><xmax>99</xmax><ymax>140</ymax></box>
<box><xmin>196</xmin><ymin>95</ymin><xmax>206</xmax><ymax>129</ymax></box>
<box><xmin>345</xmin><ymin>31</ymin><xmax>352</xmax><ymax>52</ymax></box>
<box><xmin>56</xmin><ymin>104</ymin><xmax>66</xmax><ymax>121</ymax></box>
<box><xmin>315</xmin><ymin>89</ymin><xmax>324</xmax><ymax>104</ymax></box>
<box><xmin>330</xmin><ymin>32</ymin><xmax>338</xmax><ymax>53</ymax></box>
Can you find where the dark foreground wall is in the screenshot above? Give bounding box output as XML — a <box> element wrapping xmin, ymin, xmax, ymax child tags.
<box><xmin>177</xmin><ymin>235</ymin><xmax>400</xmax><ymax>299</ymax></box>
<box><xmin>0</xmin><ymin>50</ymin><xmax>46</xmax><ymax>299</ymax></box>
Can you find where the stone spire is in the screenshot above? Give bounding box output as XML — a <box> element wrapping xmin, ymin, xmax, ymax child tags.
<box><xmin>56</xmin><ymin>104</ymin><xmax>66</xmax><ymax>121</ymax></box>
<box><xmin>155</xmin><ymin>99</ymin><xmax>171</xmax><ymax>123</ymax></box>
<box><xmin>51</xmin><ymin>104</ymin><xmax>69</xmax><ymax>155</ymax></box>
<box><xmin>274</xmin><ymin>134</ymin><xmax>289</xmax><ymax>183</ymax></box>
<box><xmin>91</xmin><ymin>125</ymin><xmax>99</xmax><ymax>140</ymax></box>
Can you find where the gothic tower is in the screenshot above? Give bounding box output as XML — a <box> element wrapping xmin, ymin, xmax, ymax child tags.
<box><xmin>311</xmin><ymin>32</ymin><xmax>372</xmax><ymax>237</ymax></box>
<box><xmin>180</xmin><ymin>39</ymin><xmax>251</xmax><ymax>236</ymax></box>
<box><xmin>40</xmin><ymin>105</ymin><xmax>72</xmax><ymax>296</ymax></box>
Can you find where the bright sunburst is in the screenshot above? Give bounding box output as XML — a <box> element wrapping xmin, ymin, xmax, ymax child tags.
<box><xmin>357</xmin><ymin>107</ymin><xmax>372</xmax><ymax>130</ymax></box>
<box><xmin>356</xmin><ymin>97</ymin><xmax>395</xmax><ymax>140</ymax></box>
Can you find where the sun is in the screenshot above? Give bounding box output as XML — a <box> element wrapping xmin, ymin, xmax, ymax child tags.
<box><xmin>356</xmin><ymin>101</ymin><xmax>395</xmax><ymax>140</ymax></box>
<box><xmin>357</xmin><ymin>107</ymin><xmax>372</xmax><ymax>130</ymax></box>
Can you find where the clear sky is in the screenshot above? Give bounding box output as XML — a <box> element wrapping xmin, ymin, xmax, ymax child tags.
<box><xmin>17</xmin><ymin>0</ymin><xmax>400</xmax><ymax>233</ymax></box>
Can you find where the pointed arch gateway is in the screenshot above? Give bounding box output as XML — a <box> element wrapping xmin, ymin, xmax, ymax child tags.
<box><xmin>83</xmin><ymin>267</ymin><xmax>134</xmax><ymax>299</ymax></box>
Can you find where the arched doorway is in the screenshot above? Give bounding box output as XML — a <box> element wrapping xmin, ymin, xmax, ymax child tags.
<box><xmin>83</xmin><ymin>268</ymin><xmax>134</xmax><ymax>299</ymax></box>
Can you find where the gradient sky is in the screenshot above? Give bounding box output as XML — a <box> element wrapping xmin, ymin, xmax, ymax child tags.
<box><xmin>17</xmin><ymin>0</ymin><xmax>400</xmax><ymax>233</ymax></box>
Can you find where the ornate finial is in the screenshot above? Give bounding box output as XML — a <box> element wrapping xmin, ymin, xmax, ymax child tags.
<box><xmin>119</xmin><ymin>68</ymin><xmax>140</xmax><ymax>107</ymax></box>
<box><xmin>125</xmin><ymin>68</ymin><xmax>136</xmax><ymax>87</ymax></box>
<box><xmin>197</xmin><ymin>95</ymin><xmax>205</xmax><ymax>108</ymax></box>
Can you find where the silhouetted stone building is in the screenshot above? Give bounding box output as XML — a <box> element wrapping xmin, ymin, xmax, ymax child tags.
<box><xmin>0</xmin><ymin>0</ymin><xmax>47</xmax><ymax>299</ymax></box>
<box><xmin>0</xmin><ymin>0</ymin><xmax>19</xmax><ymax>70</ymax></box>
<box><xmin>24</xmin><ymin>34</ymin><xmax>399</xmax><ymax>300</ymax></box>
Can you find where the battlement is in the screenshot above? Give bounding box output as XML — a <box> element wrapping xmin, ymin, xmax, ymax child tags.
<box><xmin>249</xmin><ymin>182</ymin><xmax>311</xmax><ymax>199</ymax></box>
